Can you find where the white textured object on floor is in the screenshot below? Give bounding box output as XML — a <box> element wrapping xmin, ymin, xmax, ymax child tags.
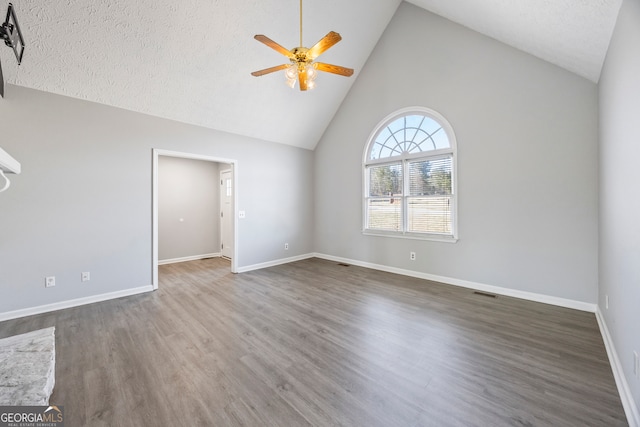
<box><xmin>0</xmin><ymin>327</ymin><xmax>56</xmax><ymax>406</ymax></box>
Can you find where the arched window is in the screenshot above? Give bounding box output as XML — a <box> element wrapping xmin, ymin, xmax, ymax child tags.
<box><xmin>363</xmin><ymin>107</ymin><xmax>458</xmax><ymax>241</ymax></box>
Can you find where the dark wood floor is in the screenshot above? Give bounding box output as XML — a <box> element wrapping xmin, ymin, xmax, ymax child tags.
<box><xmin>0</xmin><ymin>258</ymin><xmax>627</xmax><ymax>426</ymax></box>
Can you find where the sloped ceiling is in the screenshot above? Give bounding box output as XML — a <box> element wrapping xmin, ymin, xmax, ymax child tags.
<box><xmin>0</xmin><ymin>0</ymin><xmax>623</xmax><ymax>149</ymax></box>
<box><xmin>407</xmin><ymin>0</ymin><xmax>623</xmax><ymax>83</ymax></box>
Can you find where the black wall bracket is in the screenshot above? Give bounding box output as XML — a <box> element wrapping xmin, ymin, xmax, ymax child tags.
<box><xmin>0</xmin><ymin>3</ymin><xmax>26</xmax><ymax>98</ymax></box>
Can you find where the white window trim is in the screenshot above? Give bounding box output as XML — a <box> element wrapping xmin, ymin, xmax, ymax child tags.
<box><xmin>362</xmin><ymin>106</ymin><xmax>459</xmax><ymax>242</ymax></box>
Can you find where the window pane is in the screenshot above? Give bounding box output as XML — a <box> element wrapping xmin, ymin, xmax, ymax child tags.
<box><xmin>405</xmin><ymin>115</ymin><xmax>425</xmax><ymax>130</ymax></box>
<box><xmin>370</xmin><ymin>143</ymin><xmax>382</xmax><ymax>160</ymax></box>
<box><xmin>408</xmin><ymin>197</ymin><xmax>452</xmax><ymax>233</ymax></box>
<box><xmin>376</xmin><ymin>127</ymin><xmax>392</xmax><ymax>144</ymax></box>
<box><xmin>419</xmin><ymin>116</ymin><xmax>443</xmax><ymax>135</ymax></box>
<box><xmin>387</xmin><ymin>118</ymin><xmax>404</xmax><ymax>134</ymax></box>
<box><xmin>431</xmin><ymin>128</ymin><xmax>450</xmax><ymax>149</ymax></box>
<box><xmin>367</xmin><ymin>198</ymin><xmax>402</xmax><ymax>231</ymax></box>
<box><xmin>379</xmin><ymin>144</ymin><xmax>395</xmax><ymax>159</ymax></box>
<box><xmin>368</xmin><ymin>163</ymin><xmax>403</xmax><ymax>197</ymax></box>
<box><xmin>409</xmin><ymin>157</ymin><xmax>452</xmax><ymax>196</ymax></box>
<box><xmin>404</xmin><ymin>115</ymin><xmax>424</xmax><ymax>146</ymax></box>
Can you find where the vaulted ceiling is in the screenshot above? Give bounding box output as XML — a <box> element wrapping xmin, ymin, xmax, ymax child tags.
<box><xmin>0</xmin><ymin>0</ymin><xmax>622</xmax><ymax>149</ymax></box>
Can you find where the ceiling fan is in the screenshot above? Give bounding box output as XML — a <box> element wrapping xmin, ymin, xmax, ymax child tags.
<box><xmin>251</xmin><ymin>0</ymin><xmax>353</xmax><ymax>91</ymax></box>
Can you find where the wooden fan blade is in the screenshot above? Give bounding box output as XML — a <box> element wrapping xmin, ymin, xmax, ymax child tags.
<box><xmin>313</xmin><ymin>62</ymin><xmax>354</xmax><ymax>77</ymax></box>
<box><xmin>251</xmin><ymin>64</ymin><xmax>289</xmax><ymax>77</ymax></box>
<box><xmin>307</xmin><ymin>31</ymin><xmax>342</xmax><ymax>60</ymax></box>
<box><xmin>254</xmin><ymin>35</ymin><xmax>293</xmax><ymax>58</ymax></box>
<box><xmin>298</xmin><ymin>70</ymin><xmax>308</xmax><ymax>91</ymax></box>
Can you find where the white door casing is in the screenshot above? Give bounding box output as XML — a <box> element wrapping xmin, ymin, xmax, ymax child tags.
<box><xmin>220</xmin><ymin>169</ymin><xmax>233</xmax><ymax>259</ymax></box>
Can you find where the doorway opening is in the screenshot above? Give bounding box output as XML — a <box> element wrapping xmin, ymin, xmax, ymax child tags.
<box><xmin>152</xmin><ymin>149</ymin><xmax>238</xmax><ymax>289</ymax></box>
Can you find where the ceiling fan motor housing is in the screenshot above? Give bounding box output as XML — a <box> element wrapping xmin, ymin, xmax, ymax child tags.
<box><xmin>290</xmin><ymin>47</ymin><xmax>313</xmax><ymax>68</ymax></box>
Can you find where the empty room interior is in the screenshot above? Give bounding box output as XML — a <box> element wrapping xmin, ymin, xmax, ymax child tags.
<box><xmin>0</xmin><ymin>0</ymin><xmax>639</xmax><ymax>425</ymax></box>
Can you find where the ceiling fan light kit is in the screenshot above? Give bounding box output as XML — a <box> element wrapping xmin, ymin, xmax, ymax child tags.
<box><xmin>286</xmin><ymin>63</ymin><xmax>317</xmax><ymax>89</ymax></box>
<box><xmin>251</xmin><ymin>0</ymin><xmax>353</xmax><ymax>91</ymax></box>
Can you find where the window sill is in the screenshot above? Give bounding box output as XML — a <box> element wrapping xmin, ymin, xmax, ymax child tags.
<box><xmin>362</xmin><ymin>230</ymin><xmax>458</xmax><ymax>243</ymax></box>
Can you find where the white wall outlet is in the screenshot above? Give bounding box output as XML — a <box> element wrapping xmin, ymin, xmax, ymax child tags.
<box><xmin>45</xmin><ymin>276</ymin><xmax>55</xmax><ymax>288</ymax></box>
<box><xmin>238</xmin><ymin>210</ymin><xmax>246</xmax><ymax>219</ymax></box>
<box><xmin>605</xmin><ymin>295</ymin><xmax>609</xmax><ymax>309</ymax></box>
<box><xmin>81</xmin><ymin>272</ymin><xmax>91</xmax><ymax>282</ymax></box>
<box><xmin>410</xmin><ymin>251</ymin><xmax>416</xmax><ymax>261</ymax></box>
<box><xmin>284</xmin><ymin>243</ymin><xmax>289</xmax><ymax>250</ymax></box>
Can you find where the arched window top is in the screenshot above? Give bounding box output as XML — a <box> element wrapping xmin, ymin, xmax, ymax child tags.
<box><xmin>366</xmin><ymin>107</ymin><xmax>455</xmax><ymax>162</ymax></box>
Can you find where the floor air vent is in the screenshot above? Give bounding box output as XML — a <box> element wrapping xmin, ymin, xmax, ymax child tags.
<box><xmin>337</xmin><ymin>263</ymin><xmax>350</xmax><ymax>267</ymax></box>
<box><xmin>473</xmin><ymin>291</ymin><xmax>497</xmax><ymax>298</ymax></box>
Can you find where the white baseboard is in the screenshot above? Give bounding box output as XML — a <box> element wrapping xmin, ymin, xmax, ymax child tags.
<box><xmin>158</xmin><ymin>253</ymin><xmax>221</xmax><ymax>265</ymax></box>
<box><xmin>236</xmin><ymin>253</ymin><xmax>315</xmax><ymax>273</ymax></box>
<box><xmin>0</xmin><ymin>285</ymin><xmax>155</xmax><ymax>322</ymax></box>
<box><xmin>312</xmin><ymin>253</ymin><xmax>597</xmax><ymax>313</ymax></box>
<box><xmin>596</xmin><ymin>307</ymin><xmax>640</xmax><ymax>427</ymax></box>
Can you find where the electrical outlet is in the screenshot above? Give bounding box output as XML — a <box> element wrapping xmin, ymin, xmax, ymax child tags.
<box><xmin>605</xmin><ymin>295</ymin><xmax>609</xmax><ymax>310</ymax></box>
<box><xmin>81</xmin><ymin>272</ymin><xmax>91</xmax><ymax>282</ymax></box>
<box><xmin>45</xmin><ymin>276</ymin><xmax>55</xmax><ymax>288</ymax></box>
<box><xmin>284</xmin><ymin>243</ymin><xmax>289</xmax><ymax>250</ymax></box>
<box><xmin>410</xmin><ymin>251</ymin><xmax>416</xmax><ymax>261</ymax></box>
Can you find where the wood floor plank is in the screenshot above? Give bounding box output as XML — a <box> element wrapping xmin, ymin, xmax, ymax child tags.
<box><xmin>0</xmin><ymin>257</ymin><xmax>628</xmax><ymax>426</ymax></box>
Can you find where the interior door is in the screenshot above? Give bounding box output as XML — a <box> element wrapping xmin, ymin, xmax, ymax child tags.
<box><xmin>220</xmin><ymin>169</ymin><xmax>233</xmax><ymax>259</ymax></box>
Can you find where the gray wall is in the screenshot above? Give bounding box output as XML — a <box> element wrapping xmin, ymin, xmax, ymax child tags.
<box><xmin>599</xmin><ymin>0</ymin><xmax>640</xmax><ymax>411</ymax></box>
<box><xmin>158</xmin><ymin>156</ymin><xmax>220</xmax><ymax>262</ymax></box>
<box><xmin>314</xmin><ymin>3</ymin><xmax>599</xmax><ymax>303</ymax></box>
<box><xmin>0</xmin><ymin>86</ymin><xmax>314</xmax><ymax>314</ymax></box>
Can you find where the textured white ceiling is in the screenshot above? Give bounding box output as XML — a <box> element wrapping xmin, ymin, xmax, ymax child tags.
<box><xmin>0</xmin><ymin>0</ymin><xmax>623</xmax><ymax>149</ymax></box>
<box><xmin>407</xmin><ymin>0</ymin><xmax>623</xmax><ymax>83</ymax></box>
<box><xmin>0</xmin><ymin>0</ymin><xmax>401</xmax><ymax>149</ymax></box>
